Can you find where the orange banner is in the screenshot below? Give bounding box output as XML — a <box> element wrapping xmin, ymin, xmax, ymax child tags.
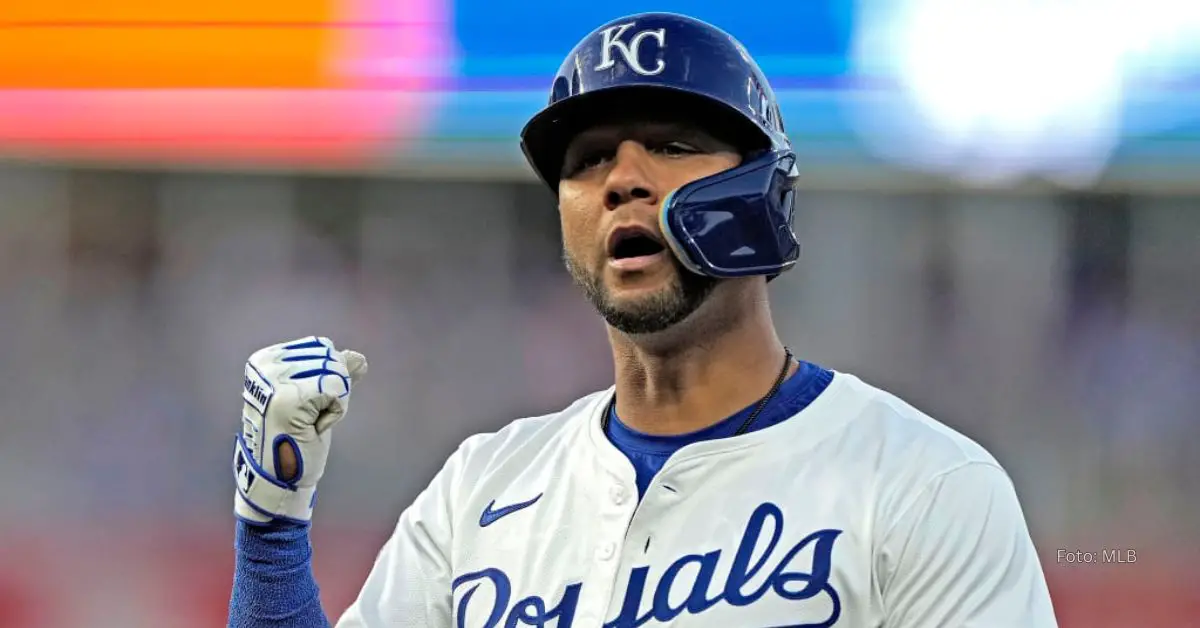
<box><xmin>0</xmin><ymin>1</ymin><xmax>349</xmax><ymax>88</ymax></box>
<box><xmin>0</xmin><ymin>0</ymin><xmax>451</xmax><ymax>165</ymax></box>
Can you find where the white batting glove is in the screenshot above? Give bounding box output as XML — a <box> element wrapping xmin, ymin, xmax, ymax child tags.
<box><xmin>233</xmin><ymin>336</ymin><xmax>368</xmax><ymax>525</ymax></box>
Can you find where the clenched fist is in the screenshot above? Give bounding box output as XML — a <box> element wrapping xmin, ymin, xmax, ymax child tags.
<box><xmin>233</xmin><ymin>336</ymin><xmax>368</xmax><ymax>525</ymax></box>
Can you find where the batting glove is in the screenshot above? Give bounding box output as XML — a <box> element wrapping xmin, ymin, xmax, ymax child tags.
<box><xmin>233</xmin><ymin>336</ymin><xmax>368</xmax><ymax>525</ymax></box>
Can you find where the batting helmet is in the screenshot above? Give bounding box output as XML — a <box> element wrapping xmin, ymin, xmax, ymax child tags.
<box><xmin>520</xmin><ymin>12</ymin><xmax>800</xmax><ymax>279</ymax></box>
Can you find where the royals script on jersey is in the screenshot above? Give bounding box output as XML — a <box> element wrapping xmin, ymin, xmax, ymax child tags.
<box><xmin>336</xmin><ymin>372</ymin><xmax>1058</xmax><ymax>627</ymax></box>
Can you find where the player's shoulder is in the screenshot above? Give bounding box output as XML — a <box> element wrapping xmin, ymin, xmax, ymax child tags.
<box><xmin>830</xmin><ymin>371</ymin><xmax>1004</xmax><ymax>477</ymax></box>
<box><xmin>440</xmin><ymin>387</ymin><xmax>611</xmax><ymax>481</ymax></box>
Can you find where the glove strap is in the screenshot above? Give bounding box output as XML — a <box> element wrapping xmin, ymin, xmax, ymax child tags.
<box><xmin>233</xmin><ymin>436</ymin><xmax>317</xmax><ymax>524</ymax></box>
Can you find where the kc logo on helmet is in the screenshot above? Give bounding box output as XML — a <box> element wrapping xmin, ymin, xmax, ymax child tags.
<box><xmin>595</xmin><ymin>22</ymin><xmax>666</xmax><ymax>76</ymax></box>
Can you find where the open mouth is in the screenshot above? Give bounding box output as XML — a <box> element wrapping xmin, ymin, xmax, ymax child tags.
<box><xmin>608</xmin><ymin>227</ymin><xmax>667</xmax><ymax>261</ymax></box>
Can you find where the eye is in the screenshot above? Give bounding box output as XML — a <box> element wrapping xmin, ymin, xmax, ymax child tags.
<box><xmin>651</xmin><ymin>141</ymin><xmax>700</xmax><ymax>157</ymax></box>
<box><xmin>563</xmin><ymin>150</ymin><xmax>612</xmax><ymax>178</ymax></box>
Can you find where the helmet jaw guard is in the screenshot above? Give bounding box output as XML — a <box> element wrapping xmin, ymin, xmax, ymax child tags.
<box><xmin>520</xmin><ymin>12</ymin><xmax>801</xmax><ymax>280</ymax></box>
<box><xmin>659</xmin><ymin>150</ymin><xmax>800</xmax><ymax>279</ymax></box>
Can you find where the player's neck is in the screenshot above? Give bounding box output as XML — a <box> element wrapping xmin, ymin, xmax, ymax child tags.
<box><xmin>607</xmin><ymin>301</ymin><xmax>792</xmax><ymax>436</ymax></box>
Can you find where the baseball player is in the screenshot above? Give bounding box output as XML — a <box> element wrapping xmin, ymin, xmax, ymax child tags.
<box><xmin>228</xmin><ymin>12</ymin><xmax>1058</xmax><ymax>627</ymax></box>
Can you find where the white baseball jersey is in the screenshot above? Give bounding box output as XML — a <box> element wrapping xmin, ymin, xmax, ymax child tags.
<box><xmin>337</xmin><ymin>371</ymin><xmax>1058</xmax><ymax>627</ymax></box>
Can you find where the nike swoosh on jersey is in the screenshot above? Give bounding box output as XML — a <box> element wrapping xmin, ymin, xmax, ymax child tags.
<box><xmin>479</xmin><ymin>493</ymin><xmax>543</xmax><ymax>527</ymax></box>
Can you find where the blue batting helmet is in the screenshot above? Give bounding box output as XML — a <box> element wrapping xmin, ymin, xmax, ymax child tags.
<box><xmin>520</xmin><ymin>12</ymin><xmax>800</xmax><ymax>279</ymax></box>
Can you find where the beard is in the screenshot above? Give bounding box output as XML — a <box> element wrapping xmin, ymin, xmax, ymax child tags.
<box><xmin>563</xmin><ymin>248</ymin><xmax>719</xmax><ymax>335</ymax></box>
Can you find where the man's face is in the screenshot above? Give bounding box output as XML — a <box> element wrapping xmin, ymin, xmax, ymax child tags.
<box><xmin>558</xmin><ymin>121</ymin><xmax>741</xmax><ymax>335</ymax></box>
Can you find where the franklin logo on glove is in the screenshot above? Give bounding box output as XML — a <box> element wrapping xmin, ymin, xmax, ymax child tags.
<box><xmin>243</xmin><ymin>367</ymin><xmax>274</xmax><ymax>417</ymax></box>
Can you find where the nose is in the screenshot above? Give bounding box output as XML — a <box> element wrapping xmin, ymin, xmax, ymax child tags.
<box><xmin>603</xmin><ymin>141</ymin><xmax>660</xmax><ymax>211</ymax></box>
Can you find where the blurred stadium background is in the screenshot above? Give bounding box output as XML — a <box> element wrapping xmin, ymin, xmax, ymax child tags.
<box><xmin>0</xmin><ymin>1</ymin><xmax>1198</xmax><ymax>626</ymax></box>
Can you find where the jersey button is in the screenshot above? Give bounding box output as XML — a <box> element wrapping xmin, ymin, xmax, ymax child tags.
<box><xmin>609</xmin><ymin>484</ymin><xmax>627</xmax><ymax>505</ymax></box>
<box><xmin>596</xmin><ymin>541</ymin><xmax>617</xmax><ymax>561</ymax></box>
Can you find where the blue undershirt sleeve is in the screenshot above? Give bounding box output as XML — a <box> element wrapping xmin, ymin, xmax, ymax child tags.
<box><xmin>229</xmin><ymin>520</ymin><xmax>332</xmax><ymax>628</ymax></box>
